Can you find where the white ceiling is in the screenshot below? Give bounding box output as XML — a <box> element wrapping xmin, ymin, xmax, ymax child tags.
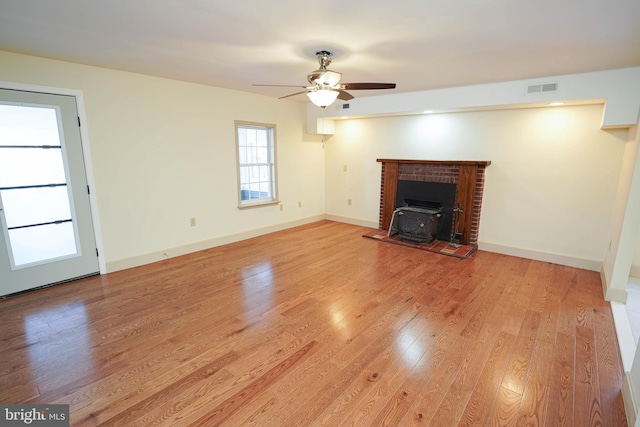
<box><xmin>1</xmin><ymin>0</ymin><xmax>639</xmax><ymax>102</ymax></box>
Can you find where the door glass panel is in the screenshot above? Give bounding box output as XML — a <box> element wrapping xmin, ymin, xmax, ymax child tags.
<box><xmin>0</xmin><ymin>103</ymin><xmax>79</xmax><ymax>268</ymax></box>
<box><xmin>8</xmin><ymin>222</ymin><xmax>77</xmax><ymax>266</ymax></box>
<box><xmin>0</xmin><ymin>147</ymin><xmax>66</xmax><ymax>188</ymax></box>
<box><xmin>2</xmin><ymin>187</ymin><xmax>72</xmax><ymax>228</ymax></box>
<box><xmin>0</xmin><ymin>104</ymin><xmax>60</xmax><ymax>147</ymax></box>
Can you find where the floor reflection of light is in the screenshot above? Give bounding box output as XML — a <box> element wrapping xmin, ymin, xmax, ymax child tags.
<box><xmin>24</xmin><ymin>302</ymin><xmax>93</xmax><ymax>384</ymax></box>
<box><xmin>241</xmin><ymin>262</ymin><xmax>274</xmax><ymax>314</ymax></box>
<box><xmin>331</xmin><ymin>311</ymin><xmax>344</xmax><ymax>327</ymax></box>
<box><xmin>329</xmin><ymin>302</ymin><xmax>350</xmax><ymax>337</ymax></box>
<box><xmin>396</xmin><ymin>321</ymin><xmax>427</xmax><ymax>367</ymax></box>
<box><xmin>326</xmin><ymin>296</ymin><xmax>352</xmax><ymax>339</ymax></box>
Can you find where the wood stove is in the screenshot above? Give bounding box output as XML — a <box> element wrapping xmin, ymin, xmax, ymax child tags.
<box><xmin>389</xmin><ymin>199</ymin><xmax>442</xmax><ymax>244</ymax></box>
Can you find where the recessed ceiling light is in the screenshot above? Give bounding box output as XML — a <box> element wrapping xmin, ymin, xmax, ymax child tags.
<box><xmin>423</xmin><ymin>110</ymin><xmax>434</xmax><ymax>114</ymax></box>
<box><xmin>549</xmin><ymin>102</ymin><xmax>564</xmax><ymax>106</ymax></box>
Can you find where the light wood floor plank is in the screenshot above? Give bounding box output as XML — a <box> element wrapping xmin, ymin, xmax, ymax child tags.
<box><xmin>545</xmin><ymin>331</ymin><xmax>575</xmax><ymax>426</ymax></box>
<box><xmin>0</xmin><ymin>220</ymin><xmax>628</xmax><ymax>426</ymax></box>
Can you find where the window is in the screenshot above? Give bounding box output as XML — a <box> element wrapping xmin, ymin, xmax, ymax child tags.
<box><xmin>235</xmin><ymin>121</ymin><xmax>278</xmax><ymax>208</ymax></box>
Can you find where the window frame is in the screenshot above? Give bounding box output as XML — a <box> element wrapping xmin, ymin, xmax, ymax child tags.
<box><xmin>234</xmin><ymin>120</ymin><xmax>279</xmax><ymax>209</ymax></box>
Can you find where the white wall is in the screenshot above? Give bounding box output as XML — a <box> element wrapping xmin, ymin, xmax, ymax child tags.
<box><xmin>325</xmin><ymin>105</ymin><xmax>628</xmax><ymax>268</ymax></box>
<box><xmin>0</xmin><ymin>51</ymin><xmax>325</xmax><ymax>270</ymax></box>
<box><xmin>634</xmin><ymin>240</ymin><xmax>640</xmax><ymax>277</ymax></box>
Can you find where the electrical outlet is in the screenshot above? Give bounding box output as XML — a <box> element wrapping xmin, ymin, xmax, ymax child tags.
<box><xmin>348</xmin><ymin>199</ymin><xmax>352</xmax><ymax>206</ymax></box>
<box><xmin>279</xmin><ymin>204</ymin><xmax>284</xmax><ymax>211</ymax></box>
<box><xmin>343</xmin><ymin>164</ymin><xmax>348</xmax><ymax>172</ymax></box>
<box><xmin>190</xmin><ymin>217</ymin><xmax>196</xmax><ymax>227</ymax></box>
<box><xmin>298</xmin><ymin>201</ymin><xmax>302</xmax><ymax>208</ymax></box>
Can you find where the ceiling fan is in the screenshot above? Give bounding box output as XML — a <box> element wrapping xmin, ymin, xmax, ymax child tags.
<box><xmin>253</xmin><ymin>50</ymin><xmax>396</xmax><ymax>108</ymax></box>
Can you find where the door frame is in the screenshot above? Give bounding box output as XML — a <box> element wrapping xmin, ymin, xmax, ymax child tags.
<box><xmin>1</xmin><ymin>80</ymin><xmax>105</xmax><ymax>274</ymax></box>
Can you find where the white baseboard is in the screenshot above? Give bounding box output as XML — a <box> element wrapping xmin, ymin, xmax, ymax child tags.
<box><xmin>605</xmin><ymin>303</ymin><xmax>636</xmax><ymax>426</ymax></box>
<box><xmin>323</xmin><ymin>214</ymin><xmax>378</xmax><ymax>229</ymax></box>
<box><xmin>611</xmin><ymin>301</ymin><xmax>637</xmax><ymax>372</ymax></box>
<box><xmin>623</xmin><ymin>370</ymin><xmax>638</xmax><ymax>427</ymax></box>
<box><xmin>600</xmin><ymin>264</ymin><xmax>629</xmax><ymax>303</ymax></box>
<box><xmin>106</xmin><ymin>215</ymin><xmax>325</xmax><ymax>273</ymax></box>
<box><xmin>477</xmin><ymin>241</ymin><xmax>601</xmax><ymax>271</ymax></box>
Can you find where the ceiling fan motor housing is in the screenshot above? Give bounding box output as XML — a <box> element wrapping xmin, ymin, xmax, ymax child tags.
<box><xmin>307</xmin><ymin>50</ymin><xmax>342</xmax><ymax>87</ymax></box>
<box><xmin>308</xmin><ymin>69</ymin><xmax>342</xmax><ymax>86</ymax></box>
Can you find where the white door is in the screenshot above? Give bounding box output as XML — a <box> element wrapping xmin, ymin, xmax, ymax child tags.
<box><xmin>0</xmin><ymin>89</ymin><xmax>99</xmax><ymax>296</ymax></box>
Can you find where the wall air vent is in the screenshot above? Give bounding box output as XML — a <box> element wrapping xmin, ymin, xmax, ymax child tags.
<box><xmin>342</xmin><ymin>103</ymin><xmax>350</xmax><ymax>109</ymax></box>
<box><xmin>526</xmin><ymin>82</ymin><xmax>559</xmax><ymax>95</ymax></box>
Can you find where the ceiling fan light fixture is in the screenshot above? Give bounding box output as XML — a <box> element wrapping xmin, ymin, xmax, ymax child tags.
<box><xmin>307</xmin><ymin>89</ymin><xmax>339</xmax><ymax>107</ymax></box>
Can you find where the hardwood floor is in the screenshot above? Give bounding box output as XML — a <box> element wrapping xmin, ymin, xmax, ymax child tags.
<box><xmin>0</xmin><ymin>220</ymin><xmax>628</xmax><ymax>426</ymax></box>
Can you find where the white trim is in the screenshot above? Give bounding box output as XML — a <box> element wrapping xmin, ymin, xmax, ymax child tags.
<box><xmin>323</xmin><ymin>214</ymin><xmax>378</xmax><ymax>229</ymax></box>
<box><xmin>601</xmin><ymin>266</ymin><xmax>611</xmax><ymax>301</ymax></box>
<box><xmin>106</xmin><ymin>215</ymin><xmax>324</xmax><ymax>272</ymax></box>
<box><xmin>600</xmin><ymin>264</ymin><xmax>630</xmax><ymax>303</ymax></box>
<box><xmin>615</xmin><ymin>298</ymin><xmax>639</xmax><ymax>426</ymax></box>
<box><xmin>477</xmin><ymin>240</ymin><xmax>601</xmax><ymax>271</ymax></box>
<box><xmin>623</xmin><ymin>370</ymin><xmax>637</xmax><ymax>427</ymax></box>
<box><xmin>0</xmin><ymin>80</ymin><xmax>106</xmax><ymax>274</ymax></box>
<box><xmin>611</xmin><ymin>301</ymin><xmax>636</xmax><ymax>371</ymax></box>
<box><xmin>607</xmin><ymin>285</ymin><xmax>630</xmax><ymax>304</ymax></box>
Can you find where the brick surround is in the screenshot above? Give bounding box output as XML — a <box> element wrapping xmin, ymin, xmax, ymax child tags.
<box><xmin>377</xmin><ymin>159</ymin><xmax>490</xmax><ymax>246</ymax></box>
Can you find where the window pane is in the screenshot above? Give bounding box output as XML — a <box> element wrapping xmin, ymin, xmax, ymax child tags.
<box><xmin>240</xmin><ymin>184</ymin><xmax>250</xmax><ymax>201</ymax></box>
<box><xmin>239</xmin><ymin>166</ymin><xmax>249</xmax><ymax>184</ymax></box>
<box><xmin>0</xmin><ymin>105</ymin><xmax>61</xmax><ymax>147</ymax></box>
<box><xmin>237</xmin><ymin>127</ymin><xmax>246</xmax><ymax>146</ymax></box>
<box><xmin>8</xmin><ymin>222</ymin><xmax>77</xmax><ymax>266</ymax></box>
<box><xmin>259</xmin><ymin>182</ymin><xmax>271</xmax><ymax>197</ymax></box>
<box><xmin>256</xmin><ymin>130</ymin><xmax>267</xmax><ymax>147</ymax></box>
<box><xmin>2</xmin><ymin>187</ymin><xmax>72</xmax><ymax>228</ymax></box>
<box><xmin>244</xmin><ymin>146</ymin><xmax>253</xmax><ymax>164</ymax></box>
<box><xmin>256</xmin><ymin>146</ymin><xmax>268</xmax><ymax>164</ymax></box>
<box><xmin>238</xmin><ymin>146</ymin><xmax>247</xmax><ymax>164</ymax></box>
<box><xmin>249</xmin><ymin>183</ymin><xmax>261</xmax><ymax>199</ymax></box>
<box><xmin>249</xmin><ymin>166</ymin><xmax>260</xmax><ymax>183</ymax></box>
<box><xmin>0</xmin><ymin>147</ymin><xmax>67</xmax><ymax>188</ymax></box>
<box><xmin>246</xmin><ymin>129</ymin><xmax>257</xmax><ymax>147</ymax></box>
<box><xmin>259</xmin><ymin>165</ymin><xmax>269</xmax><ymax>181</ymax></box>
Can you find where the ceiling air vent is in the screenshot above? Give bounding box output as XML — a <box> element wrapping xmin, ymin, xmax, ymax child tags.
<box><xmin>526</xmin><ymin>82</ymin><xmax>558</xmax><ymax>95</ymax></box>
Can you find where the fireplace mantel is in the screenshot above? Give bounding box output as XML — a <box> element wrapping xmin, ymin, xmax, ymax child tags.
<box><xmin>377</xmin><ymin>159</ymin><xmax>491</xmax><ymax>246</ymax></box>
<box><xmin>377</xmin><ymin>159</ymin><xmax>491</xmax><ymax>167</ymax></box>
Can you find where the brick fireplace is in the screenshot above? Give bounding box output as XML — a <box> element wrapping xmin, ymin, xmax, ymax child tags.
<box><xmin>377</xmin><ymin>159</ymin><xmax>491</xmax><ymax>246</ymax></box>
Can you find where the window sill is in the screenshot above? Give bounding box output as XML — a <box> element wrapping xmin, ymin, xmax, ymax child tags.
<box><xmin>237</xmin><ymin>200</ymin><xmax>280</xmax><ymax>210</ymax></box>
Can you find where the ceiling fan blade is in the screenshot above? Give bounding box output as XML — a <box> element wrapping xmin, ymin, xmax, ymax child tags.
<box><xmin>341</xmin><ymin>83</ymin><xmax>396</xmax><ymax>90</ymax></box>
<box><xmin>337</xmin><ymin>90</ymin><xmax>354</xmax><ymax>101</ymax></box>
<box><xmin>253</xmin><ymin>84</ymin><xmax>307</xmax><ymax>88</ymax></box>
<box><xmin>278</xmin><ymin>90</ymin><xmax>310</xmax><ymax>99</ymax></box>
